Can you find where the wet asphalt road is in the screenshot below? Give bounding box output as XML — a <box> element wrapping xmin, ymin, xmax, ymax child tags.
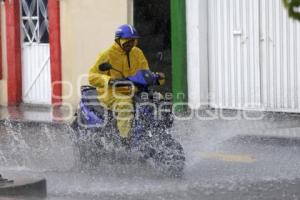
<box><xmin>1</xmin><ymin>111</ymin><xmax>300</xmax><ymax>199</ymax></box>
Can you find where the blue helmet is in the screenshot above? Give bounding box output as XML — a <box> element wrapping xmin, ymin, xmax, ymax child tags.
<box><xmin>115</xmin><ymin>24</ymin><xmax>140</xmax><ymax>39</ymax></box>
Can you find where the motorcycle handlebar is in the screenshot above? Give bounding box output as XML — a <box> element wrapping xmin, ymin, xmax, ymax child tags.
<box><xmin>108</xmin><ymin>71</ymin><xmax>161</xmax><ymax>87</ymax></box>
<box><xmin>108</xmin><ymin>79</ymin><xmax>133</xmax><ymax>87</ymax></box>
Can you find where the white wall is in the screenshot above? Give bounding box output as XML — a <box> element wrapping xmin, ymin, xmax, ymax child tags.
<box><xmin>188</xmin><ymin>0</ymin><xmax>300</xmax><ymax>112</ymax></box>
<box><xmin>208</xmin><ymin>0</ymin><xmax>261</xmax><ymax>110</ymax></box>
<box><xmin>260</xmin><ymin>0</ymin><xmax>300</xmax><ymax>112</ymax></box>
<box><xmin>186</xmin><ymin>0</ymin><xmax>209</xmax><ymax>109</ymax></box>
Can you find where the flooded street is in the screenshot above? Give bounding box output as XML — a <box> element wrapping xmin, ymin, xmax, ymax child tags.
<box><xmin>1</xmin><ymin>110</ymin><xmax>300</xmax><ymax>199</ymax></box>
<box><xmin>1</xmin><ymin>0</ymin><xmax>300</xmax><ymax>198</ymax></box>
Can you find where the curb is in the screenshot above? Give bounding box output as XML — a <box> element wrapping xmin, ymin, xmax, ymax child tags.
<box><xmin>234</xmin><ymin>134</ymin><xmax>300</xmax><ymax>146</ymax></box>
<box><xmin>0</xmin><ymin>178</ymin><xmax>47</xmax><ymax>197</ymax></box>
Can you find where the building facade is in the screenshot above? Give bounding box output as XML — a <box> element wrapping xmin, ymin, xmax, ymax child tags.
<box><xmin>188</xmin><ymin>0</ymin><xmax>300</xmax><ymax>112</ymax></box>
<box><xmin>0</xmin><ymin>0</ymin><xmax>131</xmax><ymax>107</ymax></box>
<box><xmin>1</xmin><ymin>0</ymin><xmax>300</xmax><ymax>113</ymax></box>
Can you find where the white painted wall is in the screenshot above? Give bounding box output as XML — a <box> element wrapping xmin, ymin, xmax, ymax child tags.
<box><xmin>186</xmin><ymin>0</ymin><xmax>208</xmax><ymax>109</ymax></box>
<box><xmin>260</xmin><ymin>0</ymin><xmax>300</xmax><ymax>112</ymax></box>
<box><xmin>188</xmin><ymin>0</ymin><xmax>300</xmax><ymax>112</ymax></box>
<box><xmin>208</xmin><ymin>0</ymin><xmax>261</xmax><ymax>110</ymax></box>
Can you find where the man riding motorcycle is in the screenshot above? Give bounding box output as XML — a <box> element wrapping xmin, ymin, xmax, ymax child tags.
<box><xmin>88</xmin><ymin>24</ymin><xmax>165</xmax><ymax>141</ymax></box>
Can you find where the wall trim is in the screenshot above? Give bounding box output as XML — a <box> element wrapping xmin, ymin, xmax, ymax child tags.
<box><xmin>186</xmin><ymin>0</ymin><xmax>209</xmax><ymax>109</ymax></box>
<box><xmin>49</xmin><ymin>0</ymin><xmax>62</xmax><ymax>105</ymax></box>
<box><xmin>6</xmin><ymin>0</ymin><xmax>22</xmax><ymax>105</ymax></box>
<box><xmin>0</xmin><ymin>4</ymin><xmax>2</xmax><ymax>80</ymax></box>
<box><xmin>127</xmin><ymin>0</ymin><xmax>134</xmax><ymax>24</ymax></box>
<box><xmin>171</xmin><ymin>0</ymin><xmax>188</xmax><ymax>112</ymax></box>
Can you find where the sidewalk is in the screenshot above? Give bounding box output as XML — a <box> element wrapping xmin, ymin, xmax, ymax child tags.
<box><xmin>0</xmin><ymin>104</ymin><xmax>75</xmax><ymax>123</ymax></box>
<box><xmin>0</xmin><ymin>104</ymin><xmax>68</xmax><ymax>197</ymax></box>
<box><xmin>1</xmin><ymin>104</ymin><xmax>300</xmax><ymax>140</ymax></box>
<box><xmin>174</xmin><ymin>109</ymin><xmax>300</xmax><ymax>141</ymax></box>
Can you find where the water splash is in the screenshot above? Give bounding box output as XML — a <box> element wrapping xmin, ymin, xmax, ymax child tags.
<box><xmin>1</xmin><ymin>119</ymin><xmax>31</xmax><ymax>167</ymax></box>
<box><xmin>0</xmin><ymin>119</ymin><xmax>76</xmax><ymax>171</ymax></box>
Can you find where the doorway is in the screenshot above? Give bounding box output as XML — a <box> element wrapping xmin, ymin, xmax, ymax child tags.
<box><xmin>21</xmin><ymin>0</ymin><xmax>51</xmax><ymax>104</ymax></box>
<box><xmin>208</xmin><ymin>0</ymin><xmax>300</xmax><ymax>111</ymax></box>
<box><xmin>134</xmin><ymin>0</ymin><xmax>172</xmax><ymax>93</ymax></box>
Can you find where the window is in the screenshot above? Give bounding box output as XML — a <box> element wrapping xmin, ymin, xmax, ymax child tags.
<box><xmin>21</xmin><ymin>0</ymin><xmax>49</xmax><ymax>44</ymax></box>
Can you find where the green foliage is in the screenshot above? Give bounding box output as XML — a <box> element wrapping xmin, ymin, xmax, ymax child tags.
<box><xmin>283</xmin><ymin>0</ymin><xmax>300</xmax><ymax>21</ymax></box>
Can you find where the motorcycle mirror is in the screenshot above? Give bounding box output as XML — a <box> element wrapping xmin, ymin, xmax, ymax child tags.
<box><xmin>99</xmin><ymin>63</ymin><xmax>112</xmax><ymax>71</ymax></box>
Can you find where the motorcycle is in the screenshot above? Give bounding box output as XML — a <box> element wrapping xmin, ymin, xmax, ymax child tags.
<box><xmin>70</xmin><ymin>63</ymin><xmax>185</xmax><ymax>177</ymax></box>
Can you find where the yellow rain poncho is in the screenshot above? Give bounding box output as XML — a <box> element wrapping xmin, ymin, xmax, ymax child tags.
<box><xmin>88</xmin><ymin>41</ymin><xmax>149</xmax><ymax>138</ymax></box>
